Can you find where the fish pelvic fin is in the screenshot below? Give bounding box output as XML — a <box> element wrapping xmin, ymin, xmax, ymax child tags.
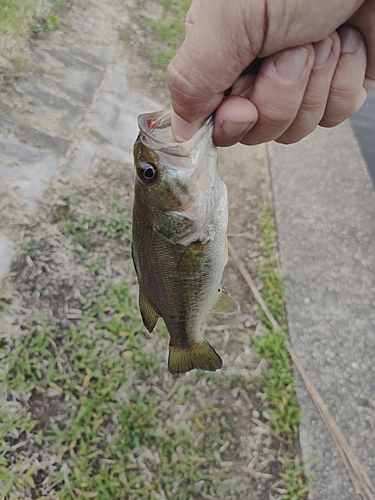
<box><xmin>168</xmin><ymin>340</ymin><xmax>223</xmax><ymax>374</ymax></box>
<box><xmin>139</xmin><ymin>289</ymin><xmax>159</xmax><ymax>332</ymax></box>
<box><xmin>210</xmin><ymin>286</ymin><xmax>240</xmax><ymax>314</ymax></box>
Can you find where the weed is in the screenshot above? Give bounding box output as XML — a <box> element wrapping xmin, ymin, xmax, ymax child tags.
<box><xmin>88</xmin><ymin>256</ymin><xmax>104</xmax><ymax>275</ymax></box>
<box><xmin>0</xmin><ymin>0</ymin><xmax>64</xmax><ymax>72</ymax></box>
<box><xmin>253</xmin><ymin>329</ymin><xmax>301</xmax><ymax>435</ymax></box>
<box><xmin>21</xmin><ymin>238</ymin><xmax>39</xmax><ymax>257</ymax></box>
<box><xmin>101</xmin><ymin>200</ymin><xmax>131</xmax><ymax>239</ymax></box>
<box><xmin>119</xmin><ymin>26</ymin><xmax>131</xmax><ymax>42</ymax></box>
<box><xmin>7</xmin><ymin>52</ymin><xmax>28</xmax><ymax>71</ymax></box>
<box><xmin>251</xmin><ymin>202</ymin><xmax>301</xmax><ymax>435</ymax></box>
<box><xmin>60</xmin><ymin>216</ymin><xmax>96</xmax><ymax>235</ymax></box>
<box><xmin>279</xmin><ymin>456</ymin><xmax>311</xmax><ymax>500</ymax></box>
<box><xmin>44</xmin><ymin>14</ymin><xmax>59</xmax><ymax>32</ymax></box>
<box><xmin>151</xmin><ymin>49</ymin><xmax>176</xmax><ymax>69</ymax></box>
<box><xmin>89</xmin><ymin>128</ymin><xmax>107</xmax><ymax>143</ymax></box>
<box><xmin>251</xmin><ymin>201</ymin><xmax>309</xmax><ymax>497</ymax></box>
<box><xmin>120</xmin><ymin>0</ymin><xmax>190</xmax><ymax>77</ymax></box>
<box><xmin>258</xmin><ymin>202</ymin><xmax>285</xmax><ymax>327</ymax></box>
<box><xmin>148</xmin><ymin>17</ymin><xmax>185</xmax><ymax>45</ymax></box>
<box><xmin>44</xmin><ymin>184</ymin><xmax>55</xmax><ymax>196</ymax></box>
<box><xmin>63</xmin><ymin>194</ymin><xmax>77</xmax><ymax>206</ymax></box>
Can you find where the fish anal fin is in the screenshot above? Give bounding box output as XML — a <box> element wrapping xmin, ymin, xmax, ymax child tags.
<box><xmin>139</xmin><ymin>289</ymin><xmax>159</xmax><ymax>332</ymax></box>
<box><xmin>210</xmin><ymin>286</ymin><xmax>240</xmax><ymax>314</ymax></box>
<box><xmin>168</xmin><ymin>340</ymin><xmax>222</xmax><ymax>374</ymax></box>
<box><xmin>177</xmin><ymin>241</ymin><xmax>208</xmax><ymax>277</ymax></box>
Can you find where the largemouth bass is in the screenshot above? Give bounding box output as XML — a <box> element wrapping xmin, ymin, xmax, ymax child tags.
<box><xmin>132</xmin><ymin>109</ymin><xmax>239</xmax><ymax>374</ymax></box>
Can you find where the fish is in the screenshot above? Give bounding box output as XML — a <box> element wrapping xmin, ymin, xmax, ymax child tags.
<box><xmin>131</xmin><ymin>109</ymin><xmax>239</xmax><ymax>374</ymax></box>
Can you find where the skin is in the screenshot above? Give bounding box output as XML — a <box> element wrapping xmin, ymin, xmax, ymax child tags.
<box><xmin>167</xmin><ymin>0</ymin><xmax>375</xmax><ymax>147</ymax></box>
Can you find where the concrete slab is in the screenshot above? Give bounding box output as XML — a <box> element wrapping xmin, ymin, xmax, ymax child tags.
<box><xmin>90</xmin><ymin>92</ymin><xmax>160</xmax><ymax>152</ymax></box>
<box><xmin>350</xmin><ymin>92</ymin><xmax>375</xmax><ymax>184</ymax></box>
<box><xmin>268</xmin><ymin>121</ymin><xmax>375</xmax><ymax>499</ymax></box>
<box><xmin>69</xmin><ymin>140</ymin><xmax>98</xmax><ymax>173</ymax></box>
<box><xmin>0</xmin><ymin>233</ymin><xmax>14</xmax><ymax>282</ymax></box>
<box><xmin>9</xmin><ymin>81</ymin><xmax>85</xmax><ymax>139</ymax></box>
<box><xmin>0</xmin><ymin>134</ymin><xmax>58</xmax><ymax>199</ymax></box>
<box><xmin>64</xmin><ymin>42</ymin><xmax>114</xmax><ymax>69</ymax></box>
<box><xmin>101</xmin><ymin>144</ymin><xmax>133</xmax><ymax>164</ymax></box>
<box><xmin>34</xmin><ymin>49</ymin><xmax>104</xmax><ymax>105</ymax></box>
<box><xmin>105</xmin><ymin>64</ymin><xmax>128</xmax><ymax>99</ymax></box>
<box><xmin>1</xmin><ymin>120</ymin><xmax>70</xmax><ymax>155</ymax></box>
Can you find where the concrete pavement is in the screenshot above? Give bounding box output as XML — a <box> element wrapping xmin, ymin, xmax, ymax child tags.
<box><xmin>268</xmin><ymin>121</ymin><xmax>375</xmax><ymax>499</ymax></box>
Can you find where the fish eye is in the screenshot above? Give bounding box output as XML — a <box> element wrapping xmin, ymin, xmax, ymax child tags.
<box><xmin>139</xmin><ymin>162</ymin><xmax>158</xmax><ymax>184</ymax></box>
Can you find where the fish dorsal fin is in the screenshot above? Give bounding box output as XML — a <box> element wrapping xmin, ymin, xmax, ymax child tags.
<box><xmin>177</xmin><ymin>241</ymin><xmax>208</xmax><ymax>277</ymax></box>
<box><xmin>210</xmin><ymin>286</ymin><xmax>240</xmax><ymax>314</ymax></box>
<box><xmin>139</xmin><ymin>289</ymin><xmax>159</xmax><ymax>332</ymax></box>
<box><xmin>168</xmin><ymin>340</ymin><xmax>222</xmax><ymax>374</ymax></box>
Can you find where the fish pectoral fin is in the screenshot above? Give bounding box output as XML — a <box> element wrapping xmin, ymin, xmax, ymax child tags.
<box><xmin>168</xmin><ymin>340</ymin><xmax>222</xmax><ymax>374</ymax></box>
<box><xmin>139</xmin><ymin>290</ymin><xmax>159</xmax><ymax>332</ymax></box>
<box><xmin>210</xmin><ymin>286</ymin><xmax>240</xmax><ymax>314</ymax></box>
<box><xmin>177</xmin><ymin>241</ymin><xmax>208</xmax><ymax>277</ymax></box>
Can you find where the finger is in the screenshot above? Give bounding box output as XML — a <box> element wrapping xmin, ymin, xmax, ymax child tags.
<box><xmin>276</xmin><ymin>32</ymin><xmax>341</xmax><ymax>144</ymax></box>
<box><xmin>238</xmin><ymin>44</ymin><xmax>315</xmax><ymax>146</ymax></box>
<box><xmin>213</xmin><ymin>96</ymin><xmax>258</xmax><ymax>147</ymax></box>
<box><xmin>320</xmin><ymin>26</ymin><xmax>367</xmax><ymax>128</ymax></box>
<box><xmin>349</xmin><ymin>0</ymin><xmax>375</xmax><ymax>87</ymax></box>
<box><xmin>212</xmin><ymin>74</ymin><xmax>258</xmax><ymax>147</ymax></box>
<box><xmin>364</xmin><ymin>78</ymin><xmax>375</xmax><ymax>93</ymax></box>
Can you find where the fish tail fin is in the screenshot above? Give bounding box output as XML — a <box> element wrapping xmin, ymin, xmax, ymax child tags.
<box><xmin>168</xmin><ymin>340</ymin><xmax>222</xmax><ymax>374</ymax></box>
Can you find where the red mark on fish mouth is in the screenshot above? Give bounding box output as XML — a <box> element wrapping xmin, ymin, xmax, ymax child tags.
<box><xmin>146</xmin><ymin>116</ymin><xmax>157</xmax><ymax>131</ymax></box>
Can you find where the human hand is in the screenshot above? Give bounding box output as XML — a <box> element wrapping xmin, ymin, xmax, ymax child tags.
<box><xmin>167</xmin><ymin>0</ymin><xmax>375</xmax><ymax>147</ymax></box>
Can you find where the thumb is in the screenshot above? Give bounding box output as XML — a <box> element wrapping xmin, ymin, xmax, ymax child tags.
<box><xmin>166</xmin><ymin>0</ymin><xmax>264</xmax><ymax>141</ymax></box>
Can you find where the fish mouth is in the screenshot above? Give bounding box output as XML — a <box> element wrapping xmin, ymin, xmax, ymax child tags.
<box><xmin>137</xmin><ymin>109</ymin><xmax>219</xmax><ymax>246</ymax></box>
<box><xmin>138</xmin><ymin>109</ymin><xmax>213</xmax><ymax>157</ymax></box>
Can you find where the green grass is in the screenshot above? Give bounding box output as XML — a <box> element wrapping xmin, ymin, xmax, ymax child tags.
<box><xmin>279</xmin><ymin>456</ymin><xmax>311</xmax><ymax>500</ymax></box>
<box><xmin>121</xmin><ymin>0</ymin><xmax>190</xmax><ymax>78</ymax></box>
<box><xmin>251</xmin><ymin>202</ymin><xmax>310</xmax><ymax>499</ymax></box>
<box><xmin>0</xmin><ymin>0</ymin><xmax>63</xmax><ymax>74</ymax></box>
<box><xmin>150</xmin><ymin>49</ymin><xmax>177</xmax><ymax>70</ymax></box>
<box><xmin>0</xmin><ymin>196</ymin><xmax>254</xmax><ymax>499</ymax></box>
<box><xmin>0</xmin><ymin>193</ymin><xmax>311</xmax><ymax>499</ymax></box>
<box><xmin>148</xmin><ymin>0</ymin><xmax>189</xmax><ymax>72</ymax></box>
<box><xmin>0</xmin><ymin>283</ymin><xmax>238</xmax><ymax>499</ymax></box>
<box><xmin>252</xmin><ymin>202</ymin><xmax>301</xmax><ymax>435</ymax></box>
